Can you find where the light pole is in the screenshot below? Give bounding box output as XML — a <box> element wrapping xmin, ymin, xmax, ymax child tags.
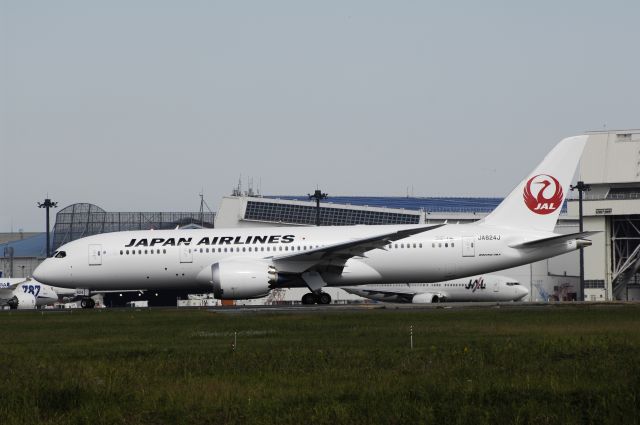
<box><xmin>308</xmin><ymin>189</ymin><xmax>328</xmax><ymax>226</ymax></box>
<box><xmin>37</xmin><ymin>198</ymin><xmax>58</xmax><ymax>258</ymax></box>
<box><xmin>570</xmin><ymin>181</ymin><xmax>591</xmax><ymax>301</ymax></box>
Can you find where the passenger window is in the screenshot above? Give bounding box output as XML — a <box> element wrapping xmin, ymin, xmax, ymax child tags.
<box><xmin>445</xmin><ymin>243</ymin><xmax>448</xmax><ymax>248</ymax></box>
<box><xmin>120</xmin><ymin>250</ymin><xmax>123</xmax><ymax>255</ymax></box>
<box><xmin>145</xmin><ymin>250</ymin><xmax>148</xmax><ymax>254</ymax></box>
<box><xmin>451</xmin><ymin>243</ymin><xmax>455</xmax><ymax>248</ymax></box>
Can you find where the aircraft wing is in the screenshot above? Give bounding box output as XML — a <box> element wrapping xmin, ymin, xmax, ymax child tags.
<box><xmin>0</xmin><ymin>282</ymin><xmax>23</xmax><ymax>291</ymax></box>
<box><xmin>509</xmin><ymin>231</ymin><xmax>599</xmax><ymax>249</ymax></box>
<box><xmin>342</xmin><ymin>286</ymin><xmax>447</xmax><ymax>303</ymax></box>
<box><xmin>0</xmin><ymin>281</ymin><xmax>25</xmax><ymax>299</ymax></box>
<box><xmin>272</xmin><ymin>224</ymin><xmax>444</xmax><ymax>273</ymax></box>
<box><xmin>0</xmin><ymin>286</ymin><xmax>19</xmax><ymax>303</ymax></box>
<box><xmin>344</xmin><ymin>285</ymin><xmax>417</xmax><ymax>296</ymax></box>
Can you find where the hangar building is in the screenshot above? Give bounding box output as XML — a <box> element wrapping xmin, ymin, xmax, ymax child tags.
<box><xmin>568</xmin><ymin>129</ymin><xmax>640</xmax><ymax>301</ymax></box>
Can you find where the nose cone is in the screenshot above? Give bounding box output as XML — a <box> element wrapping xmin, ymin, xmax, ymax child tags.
<box><xmin>516</xmin><ymin>285</ymin><xmax>529</xmax><ymax>301</ymax></box>
<box><xmin>33</xmin><ymin>259</ymin><xmax>65</xmax><ymax>286</ymax></box>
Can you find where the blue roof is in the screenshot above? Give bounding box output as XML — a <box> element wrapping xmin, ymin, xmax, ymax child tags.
<box><xmin>267</xmin><ymin>196</ymin><xmax>505</xmax><ymax>214</ymax></box>
<box><xmin>0</xmin><ymin>233</ymin><xmax>47</xmax><ymax>258</ymax></box>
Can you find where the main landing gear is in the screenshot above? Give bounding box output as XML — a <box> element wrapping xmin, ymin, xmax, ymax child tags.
<box><xmin>301</xmin><ymin>292</ymin><xmax>332</xmax><ymax>305</ymax></box>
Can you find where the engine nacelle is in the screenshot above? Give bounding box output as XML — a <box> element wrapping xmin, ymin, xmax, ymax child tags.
<box><xmin>411</xmin><ymin>293</ymin><xmax>445</xmax><ymax>304</ymax></box>
<box><xmin>7</xmin><ymin>292</ymin><xmax>37</xmax><ymax>310</ymax></box>
<box><xmin>211</xmin><ymin>259</ymin><xmax>274</xmax><ymax>300</ymax></box>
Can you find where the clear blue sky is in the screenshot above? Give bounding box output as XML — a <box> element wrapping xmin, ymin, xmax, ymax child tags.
<box><xmin>2</xmin><ymin>0</ymin><xmax>639</xmax><ymax>231</ymax></box>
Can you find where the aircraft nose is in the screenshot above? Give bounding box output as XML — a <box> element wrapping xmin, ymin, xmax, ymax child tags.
<box><xmin>33</xmin><ymin>259</ymin><xmax>65</xmax><ymax>285</ymax></box>
<box><xmin>516</xmin><ymin>285</ymin><xmax>529</xmax><ymax>301</ymax></box>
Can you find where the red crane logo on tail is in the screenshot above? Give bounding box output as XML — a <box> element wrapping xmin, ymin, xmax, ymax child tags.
<box><xmin>523</xmin><ymin>174</ymin><xmax>564</xmax><ymax>215</ymax></box>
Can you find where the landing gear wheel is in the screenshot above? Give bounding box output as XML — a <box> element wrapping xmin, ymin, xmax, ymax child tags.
<box><xmin>317</xmin><ymin>292</ymin><xmax>332</xmax><ymax>305</ymax></box>
<box><xmin>81</xmin><ymin>298</ymin><xmax>95</xmax><ymax>309</ymax></box>
<box><xmin>301</xmin><ymin>293</ymin><xmax>316</xmax><ymax>305</ymax></box>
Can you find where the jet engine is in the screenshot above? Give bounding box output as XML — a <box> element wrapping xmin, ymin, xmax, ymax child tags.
<box><xmin>7</xmin><ymin>293</ymin><xmax>37</xmax><ymax>310</ymax></box>
<box><xmin>211</xmin><ymin>259</ymin><xmax>277</xmax><ymax>300</ymax></box>
<box><xmin>411</xmin><ymin>293</ymin><xmax>445</xmax><ymax>304</ymax></box>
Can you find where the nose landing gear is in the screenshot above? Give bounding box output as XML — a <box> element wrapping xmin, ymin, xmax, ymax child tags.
<box><xmin>301</xmin><ymin>292</ymin><xmax>332</xmax><ymax>305</ymax></box>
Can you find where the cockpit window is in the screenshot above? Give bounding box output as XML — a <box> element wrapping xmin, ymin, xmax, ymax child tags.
<box><xmin>54</xmin><ymin>251</ymin><xmax>66</xmax><ymax>258</ymax></box>
<box><xmin>506</xmin><ymin>282</ymin><xmax>519</xmax><ymax>286</ymax></box>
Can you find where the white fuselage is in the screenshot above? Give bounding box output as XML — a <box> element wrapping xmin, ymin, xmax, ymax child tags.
<box><xmin>33</xmin><ymin>223</ymin><xmax>578</xmax><ymax>292</ymax></box>
<box><xmin>342</xmin><ymin>275</ymin><xmax>529</xmax><ymax>303</ymax></box>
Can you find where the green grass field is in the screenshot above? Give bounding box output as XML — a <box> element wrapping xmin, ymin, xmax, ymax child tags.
<box><xmin>2</xmin><ymin>305</ymin><xmax>640</xmax><ymax>424</ymax></box>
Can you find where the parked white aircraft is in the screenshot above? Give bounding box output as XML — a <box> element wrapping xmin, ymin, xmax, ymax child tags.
<box><xmin>0</xmin><ymin>278</ymin><xmax>59</xmax><ymax>309</ymax></box>
<box><xmin>34</xmin><ymin>135</ymin><xmax>594</xmax><ymax>306</ymax></box>
<box><xmin>341</xmin><ymin>275</ymin><xmax>528</xmax><ymax>304</ymax></box>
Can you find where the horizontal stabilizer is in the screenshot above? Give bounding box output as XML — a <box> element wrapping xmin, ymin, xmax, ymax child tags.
<box><xmin>509</xmin><ymin>231</ymin><xmax>599</xmax><ymax>249</ymax></box>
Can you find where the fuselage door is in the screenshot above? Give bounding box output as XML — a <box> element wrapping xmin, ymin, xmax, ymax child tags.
<box><xmin>88</xmin><ymin>244</ymin><xmax>103</xmax><ymax>265</ymax></box>
<box><xmin>462</xmin><ymin>237</ymin><xmax>475</xmax><ymax>257</ymax></box>
<box><xmin>179</xmin><ymin>246</ymin><xmax>193</xmax><ymax>263</ymax></box>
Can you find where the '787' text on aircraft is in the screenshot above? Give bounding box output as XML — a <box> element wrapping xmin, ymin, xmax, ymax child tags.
<box><xmin>34</xmin><ymin>136</ymin><xmax>594</xmax><ymax>306</ymax></box>
<box><xmin>0</xmin><ymin>278</ymin><xmax>58</xmax><ymax>310</ymax></box>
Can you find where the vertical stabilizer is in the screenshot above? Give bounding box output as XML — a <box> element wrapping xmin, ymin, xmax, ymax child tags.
<box><xmin>482</xmin><ymin>135</ymin><xmax>587</xmax><ymax>232</ymax></box>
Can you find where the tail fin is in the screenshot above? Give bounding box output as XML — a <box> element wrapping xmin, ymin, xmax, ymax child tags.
<box><xmin>482</xmin><ymin>135</ymin><xmax>587</xmax><ymax>232</ymax></box>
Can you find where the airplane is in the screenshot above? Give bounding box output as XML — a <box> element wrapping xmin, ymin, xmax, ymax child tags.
<box><xmin>341</xmin><ymin>275</ymin><xmax>529</xmax><ymax>303</ymax></box>
<box><xmin>0</xmin><ymin>278</ymin><xmax>59</xmax><ymax>309</ymax></box>
<box><xmin>33</xmin><ymin>135</ymin><xmax>595</xmax><ymax>307</ymax></box>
